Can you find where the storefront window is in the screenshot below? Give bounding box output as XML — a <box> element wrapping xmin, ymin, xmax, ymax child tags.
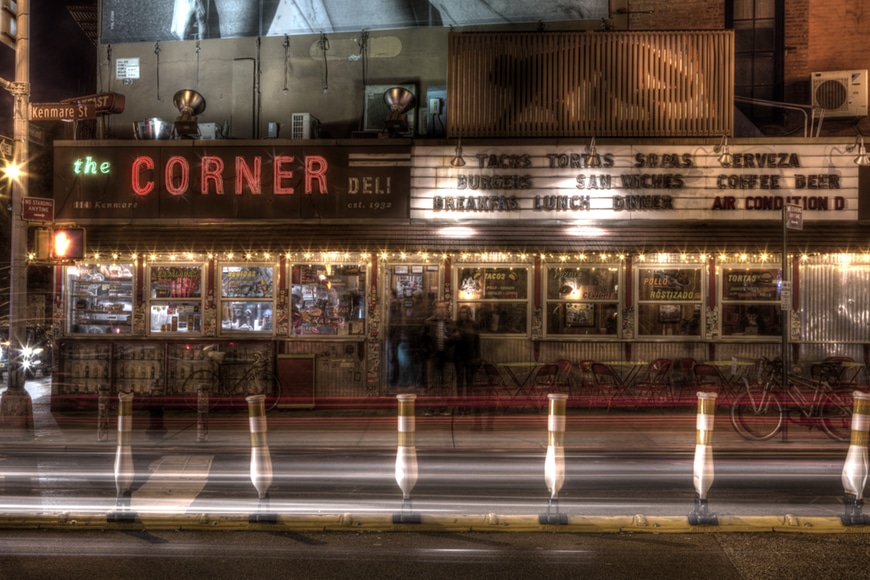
<box><xmin>290</xmin><ymin>264</ymin><xmax>366</xmax><ymax>336</ymax></box>
<box><xmin>148</xmin><ymin>264</ymin><xmax>204</xmax><ymax>334</ymax></box>
<box><xmin>66</xmin><ymin>263</ymin><xmax>134</xmax><ymax>335</ymax></box>
<box><xmin>456</xmin><ymin>266</ymin><xmax>529</xmax><ymax>334</ymax></box>
<box><xmin>720</xmin><ymin>266</ymin><xmax>782</xmax><ymax>337</ymax></box>
<box><xmin>544</xmin><ymin>264</ymin><xmax>620</xmax><ymax>336</ymax></box>
<box><xmin>636</xmin><ymin>266</ymin><xmax>703</xmax><ymax>337</ymax></box>
<box><xmin>219</xmin><ymin>265</ymin><xmax>275</xmax><ymax>333</ymax></box>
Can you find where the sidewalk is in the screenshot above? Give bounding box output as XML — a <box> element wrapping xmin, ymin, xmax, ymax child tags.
<box><xmin>3</xmin><ymin>378</ymin><xmax>849</xmax><ymax>456</ymax></box>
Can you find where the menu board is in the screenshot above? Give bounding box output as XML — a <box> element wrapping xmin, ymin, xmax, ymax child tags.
<box><xmin>547</xmin><ymin>267</ymin><xmax>618</xmax><ymax>300</ymax></box>
<box><xmin>722</xmin><ymin>268</ymin><xmax>781</xmax><ymax>301</ymax></box>
<box><xmin>457</xmin><ymin>267</ymin><xmax>528</xmax><ymax>300</ymax></box>
<box><xmin>639</xmin><ymin>268</ymin><xmax>702</xmax><ymax>301</ymax></box>
<box><xmin>221</xmin><ymin>266</ymin><xmax>274</xmax><ymax>298</ymax></box>
<box><xmin>150</xmin><ymin>265</ymin><xmax>202</xmax><ymax>298</ymax></box>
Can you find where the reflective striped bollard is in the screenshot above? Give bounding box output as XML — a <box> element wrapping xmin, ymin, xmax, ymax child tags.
<box><xmin>109</xmin><ymin>391</ymin><xmax>136</xmax><ymax>523</ymax></box>
<box><xmin>688</xmin><ymin>391</ymin><xmax>718</xmax><ymax>526</ymax></box>
<box><xmin>841</xmin><ymin>391</ymin><xmax>870</xmax><ymax>526</ymax></box>
<box><xmin>540</xmin><ymin>393</ymin><xmax>568</xmax><ymax>525</ymax></box>
<box><xmin>246</xmin><ymin>394</ymin><xmax>275</xmax><ymax>523</ymax></box>
<box><xmin>393</xmin><ymin>394</ymin><xmax>420</xmax><ymax>524</ymax></box>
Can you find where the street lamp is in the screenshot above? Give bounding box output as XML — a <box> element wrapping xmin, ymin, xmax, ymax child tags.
<box><xmin>0</xmin><ymin>0</ymin><xmax>33</xmax><ymax>434</ymax></box>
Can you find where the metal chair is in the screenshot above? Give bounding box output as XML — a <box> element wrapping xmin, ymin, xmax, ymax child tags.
<box><xmin>634</xmin><ymin>358</ymin><xmax>674</xmax><ymax>408</ymax></box>
<box><xmin>590</xmin><ymin>362</ymin><xmax>630</xmax><ymax>411</ymax></box>
<box><xmin>530</xmin><ymin>363</ymin><xmax>561</xmax><ymax>411</ymax></box>
<box><xmin>692</xmin><ymin>363</ymin><xmax>738</xmax><ymax>404</ymax></box>
<box><xmin>551</xmin><ymin>359</ymin><xmax>574</xmax><ymax>395</ymax></box>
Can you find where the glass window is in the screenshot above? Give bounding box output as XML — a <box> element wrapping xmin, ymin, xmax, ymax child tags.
<box><xmin>720</xmin><ymin>266</ymin><xmax>782</xmax><ymax>337</ymax></box>
<box><xmin>220</xmin><ymin>265</ymin><xmax>275</xmax><ymax>333</ymax></box>
<box><xmin>456</xmin><ymin>266</ymin><xmax>529</xmax><ymax>334</ymax></box>
<box><xmin>636</xmin><ymin>266</ymin><xmax>703</xmax><ymax>337</ymax></box>
<box><xmin>148</xmin><ymin>264</ymin><xmax>204</xmax><ymax>335</ymax></box>
<box><xmin>290</xmin><ymin>264</ymin><xmax>366</xmax><ymax>336</ymax></box>
<box><xmin>66</xmin><ymin>263</ymin><xmax>134</xmax><ymax>335</ymax></box>
<box><xmin>544</xmin><ymin>264</ymin><xmax>620</xmax><ymax>337</ymax></box>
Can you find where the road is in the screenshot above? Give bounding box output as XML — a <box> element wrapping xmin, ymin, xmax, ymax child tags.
<box><xmin>1</xmin><ymin>528</ymin><xmax>869</xmax><ymax>580</ymax></box>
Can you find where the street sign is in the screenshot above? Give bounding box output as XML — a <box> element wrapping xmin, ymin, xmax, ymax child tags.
<box><xmin>780</xmin><ymin>280</ymin><xmax>792</xmax><ymax>311</ymax></box>
<box><xmin>60</xmin><ymin>92</ymin><xmax>125</xmax><ymax>114</ymax></box>
<box><xmin>29</xmin><ymin>102</ymin><xmax>96</xmax><ymax>121</ymax></box>
<box><xmin>22</xmin><ymin>197</ymin><xmax>53</xmax><ymax>223</ymax></box>
<box><xmin>786</xmin><ymin>203</ymin><xmax>803</xmax><ymax>230</ymax></box>
<box><xmin>0</xmin><ymin>134</ymin><xmax>12</xmax><ymax>159</ymax></box>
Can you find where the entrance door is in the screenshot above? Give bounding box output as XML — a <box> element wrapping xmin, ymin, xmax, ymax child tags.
<box><xmin>385</xmin><ymin>265</ymin><xmax>440</xmax><ymax>391</ymax></box>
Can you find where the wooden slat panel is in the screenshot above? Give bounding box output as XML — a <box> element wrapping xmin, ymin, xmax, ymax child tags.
<box><xmin>448</xmin><ymin>31</ymin><xmax>733</xmax><ymax>138</ymax></box>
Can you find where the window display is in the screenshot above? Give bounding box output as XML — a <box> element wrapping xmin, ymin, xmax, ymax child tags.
<box><xmin>456</xmin><ymin>266</ymin><xmax>528</xmax><ymax>334</ymax></box>
<box><xmin>720</xmin><ymin>267</ymin><xmax>782</xmax><ymax>337</ymax></box>
<box><xmin>220</xmin><ymin>265</ymin><xmax>275</xmax><ymax>333</ymax></box>
<box><xmin>291</xmin><ymin>264</ymin><xmax>366</xmax><ymax>336</ymax></box>
<box><xmin>544</xmin><ymin>265</ymin><xmax>620</xmax><ymax>336</ymax></box>
<box><xmin>149</xmin><ymin>265</ymin><xmax>204</xmax><ymax>334</ymax></box>
<box><xmin>66</xmin><ymin>263</ymin><xmax>134</xmax><ymax>335</ymax></box>
<box><xmin>636</xmin><ymin>267</ymin><xmax>703</xmax><ymax>337</ymax></box>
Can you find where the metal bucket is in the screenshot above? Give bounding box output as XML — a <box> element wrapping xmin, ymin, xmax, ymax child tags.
<box><xmin>133</xmin><ymin>118</ymin><xmax>172</xmax><ymax>140</ymax></box>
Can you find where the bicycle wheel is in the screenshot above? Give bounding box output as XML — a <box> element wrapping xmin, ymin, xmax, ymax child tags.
<box><xmin>820</xmin><ymin>388</ymin><xmax>853</xmax><ymax>442</ymax></box>
<box><xmin>245</xmin><ymin>370</ymin><xmax>281</xmax><ymax>411</ymax></box>
<box><xmin>731</xmin><ymin>388</ymin><xmax>783</xmax><ymax>441</ymax></box>
<box><xmin>183</xmin><ymin>368</ymin><xmax>220</xmax><ymax>411</ymax></box>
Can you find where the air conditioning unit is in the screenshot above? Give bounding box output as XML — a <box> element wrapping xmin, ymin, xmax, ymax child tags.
<box><xmin>291</xmin><ymin>113</ymin><xmax>320</xmax><ymax>139</ymax></box>
<box><xmin>811</xmin><ymin>70</ymin><xmax>868</xmax><ymax>118</ymax></box>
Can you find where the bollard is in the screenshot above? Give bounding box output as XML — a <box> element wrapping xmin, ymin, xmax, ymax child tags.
<box><xmin>688</xmin><ymin>391</ymin><xmax>718</xmax><ymax>526</ymax></box>
<box><xmin>393</xmin><ymin>394</ymin><xmax>420</xmax><ymax>524</ymax></box>
<box><xmin>841</xmin><ymin>391</ymin><xmax>870</xmax><ymax>526</ymax></box>
<box><xmin>540</xmin><ymin>393</ymin><xmax>569</xmax><ymax>525</ymax></box>
<box><xmin>197</xmin><ymin>385</ymin><xmax>209</xmax><ymax>442</ymax></box>
<box><xmin>246</xmin><ymin>394</ymin><xmax>276</xmax><ymax>523</ymax></box>
<box><xmin>96</xmin><ymin>384</ymin><xmax>109</xmax><ymax>442</ymax></box>
<box><xmin>108</xmin><ymin>391</ymin><xmax>136</xmax><ymax>523</ymax></box>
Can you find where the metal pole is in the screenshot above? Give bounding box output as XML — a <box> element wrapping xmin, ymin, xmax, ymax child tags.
<box><xmin>0</xmin><ymin>0</ymin><xmax>33</xmax><ymax>433</ymax></box>
<box><xmin>781</xmin><ymin>205</ymin><xmax>789</xmax><ymax>390</ymax></box>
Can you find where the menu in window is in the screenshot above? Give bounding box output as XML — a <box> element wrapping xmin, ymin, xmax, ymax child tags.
<box><xmin>151</xmin><ymin>266</ymin><xmax>202</xmax><ymax>298</ymax></box>
<box><xmin>723</xmin><ymin>268</ymin><xmax>781</xmax><ymax>301</ymax></box>
<box><xmin>458</xmin><ymin>268</ymin><xmax>528</xmax><ymax>300</ymax></box>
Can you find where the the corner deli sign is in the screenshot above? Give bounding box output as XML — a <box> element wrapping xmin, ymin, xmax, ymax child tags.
<box><xmin>53</xmin><ymin>144</ymin><xmax>411</xmax><ymax>221</ymax></box>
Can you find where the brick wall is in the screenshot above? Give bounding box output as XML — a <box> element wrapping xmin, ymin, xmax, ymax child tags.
<box><xmin>629</xmin><ymin>0</ymin><xmax>724</xmax><ymax>30</ymax></box>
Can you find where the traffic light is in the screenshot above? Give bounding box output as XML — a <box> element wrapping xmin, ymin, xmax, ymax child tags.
<box><xmin>52</xmin><ymin>227</ymin><xmax>86</xmax><ymax>261</ymax></box>
<box><xmin>0</xmin><ymin>0</ymin><xmax>16</xmax><ymax>51</ymax></box>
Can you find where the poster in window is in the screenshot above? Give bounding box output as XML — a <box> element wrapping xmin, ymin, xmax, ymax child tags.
<box><xmin>221</xmin><ymin>266</ymin><xmax>274</xmax><ymax>298</ymax></box>
<box><xmin>565</xmin><ymin>303</ymin><xmax>595</xmax><ymax>327</ymax></box>
<box><xmin>659</xmin><ymin>304</ymin><xmax>682</xmax><ymax>323</ymax></box>
<box><xmin>640</xmin><ymin>268</ymin><xmax>701</xmax><ymax>301</ymax></box>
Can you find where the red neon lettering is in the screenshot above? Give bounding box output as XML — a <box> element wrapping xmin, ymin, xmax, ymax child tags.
<box><xmin>165</xmin><ymin>156</ymin><xmax>189</xmax><ymax>196</ymax></box>
<box><xmin>235</xmin><ymin>156</ymin><xmax>262</xmax><ymax>194</ymax></box>
<box><xmin>131</xmin><ymin>156</ymin><xmax>155</xmax><ymax>196</ymax></box>
<box><xmin>305</xmin><ymin>155</ymin><xmax>327</xmax><ymax>194</ymax></box>
<box><xmin>274</xmin><ymin>155</ymin><xmax>295</xmax><ymax>195</ymax></box>
<box><xmin>201</xmin><ymin>156</ymin><xmax>224</xmax><ymax>194</ymax></box>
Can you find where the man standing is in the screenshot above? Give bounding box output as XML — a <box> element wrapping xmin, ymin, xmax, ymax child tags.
<box><xmin>422</xmin><ymin>300</ymin><xmax>454</xmax><ymax>415</ymax></box>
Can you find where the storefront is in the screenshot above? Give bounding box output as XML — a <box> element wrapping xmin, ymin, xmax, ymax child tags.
<box><xmin>46</xmin><ymin>138</ymin><xmax>870</xmax><ymax>408</ymax></box>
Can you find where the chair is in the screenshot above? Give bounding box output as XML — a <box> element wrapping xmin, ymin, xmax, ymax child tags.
<box><xmin>692</xmin><ymin>364</ymin><xmax>737</xmax><ymax>403</ymax></box>
<box><xmin>634</xmin><ymin>358</ymin><xmax>673</xmax><ymax>408</ymax></box>
<box><xmin>473</xmin><ymin>362</ymin><xmax>506</xmax><ymax>416</ymax></box>
<box><xmin>575</xmin><ymin>360</ymin><xmax>597</xmax><ymax>406</ymax></box>
<box><xmin>530</xmin><ymin>363</ymin><xmax>561</xmax><ymax>411</ymax></box>
<box><xmin>678</xmin><ymin>358</ymin><xmax>698</xmax><ymax>388</ymax></box>
<box><xmin>590</xmin><ymin>362</ymin><xmax>630</xmax><ymax>411</ymax></box>
<box><xmin>823</xmin><ymin>357</ymin><xmax>862</xmax><ymax>388</ymax></box>
<box><xmin>552</xmin><ymin>359</ymin><xmax>574</xmax><ymax>395</ymax></box>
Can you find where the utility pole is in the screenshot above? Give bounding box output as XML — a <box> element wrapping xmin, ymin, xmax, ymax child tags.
<box><xmin>0</xmin><ymin>0</ymin><xmax>33</xmax><ymax>434</ymax></box>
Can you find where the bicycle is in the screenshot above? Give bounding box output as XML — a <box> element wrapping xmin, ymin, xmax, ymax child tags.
<box><xmin>730</xmin><ymin>357</ymin><xmax>854</xmax><ymax>442</ymax></box>
<box><xmin>183</xmin><ymin>346</ymin><xmax>281</xmax><ymax>411</ymax></box>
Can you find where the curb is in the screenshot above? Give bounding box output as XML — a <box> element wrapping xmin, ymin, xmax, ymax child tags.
<box><xmin>0</xmin><ymin>513</ymin><xmax>866</xmax><ymax>533</ymax></box>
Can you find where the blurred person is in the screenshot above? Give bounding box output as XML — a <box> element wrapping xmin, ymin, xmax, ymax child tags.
<box><xmin>422</xmin><ymin>300</ymin><xmax>454</xmax><ymax>415</ymax></box>
<box><xmin>452</xmin><ymin>305</ymin><xmax>481</xmax><ymax>414</ymax></box>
